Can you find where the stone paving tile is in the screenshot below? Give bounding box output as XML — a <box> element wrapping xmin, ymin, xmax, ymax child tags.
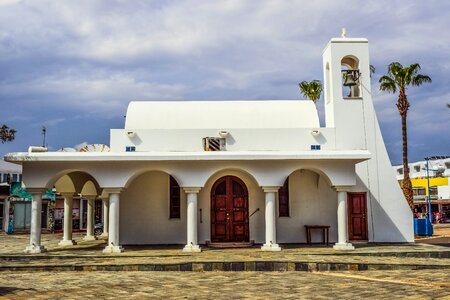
<box><xmin>0</xmin><ymin>270</ymin><xmax>449</xmax><ymax>299</ymax></box>
<box><xmin>1</xmin><ymin>232</ymin><xmax>450</xmax><ymax>272</ymax></box>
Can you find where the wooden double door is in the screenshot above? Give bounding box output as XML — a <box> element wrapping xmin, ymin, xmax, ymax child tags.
<box><xmin>211</xmin><ymin>176</ymin><xmax>249</xmax><ymax>242</ymax></box>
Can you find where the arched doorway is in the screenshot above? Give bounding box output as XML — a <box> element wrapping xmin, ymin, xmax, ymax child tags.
<box><xmin>211</xmin><ymin>176</ymin><xmax>249</xmax><ymax>242</ymax></box>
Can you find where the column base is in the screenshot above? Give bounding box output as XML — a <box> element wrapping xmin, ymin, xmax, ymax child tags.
<box><xmin>261</xmin><ymin>243</ymin><xmax>282</xmax><ymax>251</ymax></box>
<box><xmin>99</xmin><ymin>232</ymin><xmax>109</xmax><ymax>239</ymax></box>
<box><xmin>58</xmin><ymin>240</ymin><xmax>77</xmax><ymax>246</ymax></box>
<box><xmin>24</xmin><ymin>245</ymin><xmax>46</xmax><ymax>254</ymax></box>
<box><xmin>182</xmin><ymin>244</ymin><xmax>201</xmax><ymax>252</ymax></box>
<box><xmin>83</xmin><ymin>235</ymin><xmax>97</xmax><ymax>241</ymax></box>
<box><xmin>333</xmin><ymin>243</ymin><xmax>355</xmax><ymax>250</ymax></box>
<box><xmin>103</xmin><ymin>245</ymin><xmax>124</xmax><ymax>253</ymax></box>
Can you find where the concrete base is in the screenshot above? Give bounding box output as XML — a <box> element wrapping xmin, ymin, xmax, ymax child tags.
<box><xmin>182</xmin><ymin>244</ymin><xmax>201</xmax><ymax>252</ymax></box>
<box><xmin>103</xmin><ymin>245</ymin><xmax>124</xmax><ymax>253</ymax></box>
<box><xmin>58</xmin><ymin>240</ymin><xmax>77</xmax><ymax>246</ymax></box>
<box><xmin>24</xmin><ymin>245</ymin><xmax>46</xmax><ymax>254</ymax></box>
<box><xmin>99</xmin><ymin>232</ymin><xmax>109</xmax><ymax>239</ymax></box>
<box><xmin>261</xmin><ymin>243</ymin><xmax>282</xmax><ymax>252</ymax></box>
<box><xmin>333</xmin><ymin>243</ymin><xmax>355</xmax><ymax>250</ymax></box>
<box><xmin>83</xmin><ymin>235</ymin><xmax>97</xmax><ymax>241</ymax></box>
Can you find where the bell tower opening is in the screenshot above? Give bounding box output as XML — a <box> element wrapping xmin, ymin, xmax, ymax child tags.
<box><xmin>341</xmin><ymin>56</ymin><xmax>361</xmax><ymax>98</ymax></box>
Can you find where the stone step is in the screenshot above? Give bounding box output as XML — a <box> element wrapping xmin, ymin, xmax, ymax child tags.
<box><xmin>206</xmin><ymin>241</ymin><xmax>255</xmax><ymax>248</ymax></box>
<box><xmin>1</xmin><ymin>261</ymin><xmax>449</xmax><ymax>272</ymax></box>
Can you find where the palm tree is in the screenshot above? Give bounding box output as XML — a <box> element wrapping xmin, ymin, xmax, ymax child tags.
<box><xmin>298</xmin><ymin>80</ymin><xmax>323</xmax><ymax>103</ymax></box>
<box><xmin>1</xmin><ymin>124</ymin><xmax>16</xmax><ymax>143</ymax></box>
<box><xmin>370</xmin><ymin>65</ymin><xmax>376</xmax><ymax>78</ymax></box>
<box><xmin>379</xmin><ymin>62</ymin><xmax>431</xmax><ymax>212</ymax></box>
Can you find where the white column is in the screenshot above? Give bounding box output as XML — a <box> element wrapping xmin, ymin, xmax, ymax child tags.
<box><xmin>103</xmin><ymin>189</ymin><xmax>123</xmax><ymax>253</ymax></box>
<box><xmin>183</xmin><ymin>187</ymin><xmax>201</xmax><ymax>252</ymax></box>
<box><xmin>83</xmin><ymin>196</ymin><xmax>96</xmax><ymax>241</ymax></box>
<box><xmin>333</xmin><ymin>189</ymin><xmax>354</xmax><ymax>250</ymax></box>
<box><xmin>58</xmin><ymin>193</ymin><xmax>77</xmax><ymax>246</ymax></box>
<box><xmin>261</xmin><ymin>187</ymin><xmax>281</xmax><ymax>251</ymax></box>
<box><xmin>79</xmin><ymin>198</ymin><xmax>84</xmax><ymax>229</ymax></box>
<box><xmin>24</xmin><ymin>189</ymin><xmax>46</xmax><ymax>253</ymax></box>
<box><xmin>100</xmin><ymin>198</ymin><xmax>109</xmax><ymax>239</ymax></box>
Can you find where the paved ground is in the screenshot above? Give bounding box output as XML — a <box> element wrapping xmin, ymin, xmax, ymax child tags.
<box><xmin>0</xmin><ymin>224</ymin><xmax>449</xmax><ymax>298</ymax></box>
<box><xmin>0</xmin><ymin>232</ymin><xmax>449</xmax><ymax>270</ymax></box>
<box><xmin>0</xmin><ymin>270</ymin><xmax>449</xmax><ymax>299</ymax></box>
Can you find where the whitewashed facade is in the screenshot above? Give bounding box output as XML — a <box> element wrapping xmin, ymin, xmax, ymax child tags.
<box><xmin>5</xmin><ymin>35</ymin><xmax>414</xmax><ymax>253</ymax></box>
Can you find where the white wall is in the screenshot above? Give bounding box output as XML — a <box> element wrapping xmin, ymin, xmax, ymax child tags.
<box><xmin>277</xmin><ymin>170</ymin><xmax>338</xmax><ymax>243</ymax></box>
<box><xmin>110</xmin><ymin>128</ymin><xmax>338</xmax><ymax>153</ymax></box>
<box><xmin>125</xmin><ymin>100</ymin><xmax>320</xmax><ymax>130</ymax></box>
<box><xmin>120</xmin><ymin>171</ymin><xmax>186</xmax><ymax>245</ymax></box>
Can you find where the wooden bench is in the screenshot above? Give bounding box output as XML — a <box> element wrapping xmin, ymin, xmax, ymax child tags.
<box><xmin>304</xmin><ymin>225</ymin><xmax>330</xmax><ymax>245</ymax></box>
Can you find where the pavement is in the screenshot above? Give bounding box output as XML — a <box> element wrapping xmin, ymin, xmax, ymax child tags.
<box><xmin>0</xmin><ymin>224</ymin><xmax>449</xmax><ymax>272</ymax></box>
<box><xmin>0</xmin><ymin>224</ymin><xmax>449</xmax><ymax>299</ymax></box>
<box><xmin>0</xmin><ymin>269</ymin><xmax>449</xmax><ymax>299</ymax></box>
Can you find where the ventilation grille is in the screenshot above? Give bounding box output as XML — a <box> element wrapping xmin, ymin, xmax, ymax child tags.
<box><xmin>203</xmin><ymin>137</ymin><xmax>226</xmax><ymax>151</ymax></box>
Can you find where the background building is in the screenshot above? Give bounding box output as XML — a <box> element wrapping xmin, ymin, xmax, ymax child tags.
<box><xmin>0</xmin><ymin>160</ymin><xmax>22</xmax><ymax>231</ymax></box>
<box><xmin>394</xmin><ymin>156</ymin><xmax>450</xmax><ymax>223</ymax></box>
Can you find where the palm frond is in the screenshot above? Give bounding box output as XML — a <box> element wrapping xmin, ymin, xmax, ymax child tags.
<box><xmin>298</xmin><ymin>80</ymin><xmax>322</xmax><ymax>103</ymax></box>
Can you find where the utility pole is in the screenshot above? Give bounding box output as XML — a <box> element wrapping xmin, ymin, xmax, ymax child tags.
<box><xmin>42</xmin><ymin>126</ymin><xmax>47</xmax><ymax>147</ymax></box>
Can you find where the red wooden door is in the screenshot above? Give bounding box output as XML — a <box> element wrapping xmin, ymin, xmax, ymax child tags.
<box><xmin>211</xmin><ymin>176</ymin><xmax>249</xmax><ymax>242</ymax></box>
<box><xmin>347</xmin><ymin>192</ymin><xmax>368</xmax><ymax>240</ymax></box>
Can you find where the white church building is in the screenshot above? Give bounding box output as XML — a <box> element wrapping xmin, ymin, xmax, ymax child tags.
<box><xmin>5</xmin><ymin>34</ymin><xmax>414</xmax><ymax>253</ymax></box>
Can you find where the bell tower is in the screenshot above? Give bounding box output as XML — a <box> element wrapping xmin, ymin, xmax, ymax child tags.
<box><xmin>322</xmin><ymin>30</ymin><xmax>414</xmax><ymax>242</ymax></box>
<box><xmin>322</xmin><ymin>29</ymin><xmax>372</xmax><ymax>150</ymax></box>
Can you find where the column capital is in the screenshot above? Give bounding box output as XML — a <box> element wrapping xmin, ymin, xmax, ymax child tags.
<box><xmin>262</xmin><ymin>186</ymin><xmax>280</xmax><ymax>193</ymax></box>
<box><xmin>333</xmin><ymin>186</ymin><xmax>352</xmax><ymax>192</ymax></box>
<box><xmin>26</xmin><ymin>188</ymin><xmax>48</xmax><ymax>194</ymax></box>
<box><xmin>183</xmin><ymin>187</ymin><xmax>201</xmax><ymax>194</ymax></box>
<box><xmin>103</xmin><ymin>188</ymin><xmax>124</xmax><ymax>194</ymax></box>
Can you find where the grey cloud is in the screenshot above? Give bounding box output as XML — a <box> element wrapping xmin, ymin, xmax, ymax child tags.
<box><xmin>1</xmin><ymin>0</ymin><xmax>449</xmax><ymax>162</ymax></box>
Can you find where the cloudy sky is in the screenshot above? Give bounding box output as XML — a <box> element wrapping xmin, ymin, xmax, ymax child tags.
<box><xmin>1</xmin><ymin>0</ymin><xmax>449</xmax><ymax>164</ymax></box>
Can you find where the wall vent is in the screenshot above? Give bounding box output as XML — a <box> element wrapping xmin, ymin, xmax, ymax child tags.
<box><xmin>310</xmin><ymin>145</ymin><xmax>321</xmax><ymax>150</ymax></box>
<box><xmin>125</xmin><ymin>146</ymin><xmax>136</xmax><ymax>152</ymax></box>
<box><xmin>203</xmin><ymin>137</ymin><xmax>226</xmax><ymax>151</ymax></box>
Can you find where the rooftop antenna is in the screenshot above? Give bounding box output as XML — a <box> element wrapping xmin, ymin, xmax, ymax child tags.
<box><xmin>42</xmin><ymin>126</ymin><xmax>47</xmax><ymax>147</ymax></box>
<box><xmin>341</xmin><ymin>28</ymin><xmax>347</xmax><ymax>38</ymax></box>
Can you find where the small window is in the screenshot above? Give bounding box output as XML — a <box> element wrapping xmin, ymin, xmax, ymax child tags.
<box><xmin>397</xmin><ymin>168</ymin><xmax>403</xmax><ymax>175</ymax></box>
<box><xmin>203</xmin><ymin>137</ymin><xmax>226</xmax><ymax>151</ymax></box>
<box><xmin>215</xmin><ymin>181</ymin><xmax>226</xmax><ymax>195</ymax></box>
<box><xmin>169</xmin><ymin>175</ymin><xmax>180</xmax><ymax>219</ymax></box>
<box><xmin>310</xmin><ymin>145</ymin><xmax>321</xmax><ymax>150</ymax></box>
<box><xmin>279</xmin><ymin>178</ymin><xmax>289</xmax><ymax>217</ymax></box>
<box><xmin>414</xmin><ymin>165</ymin><xmax>421</xmax><ymax>172</ymax></box>
<box><xmin>413</xmin><ymin>188</ymin><xmax>426</xmax><ymax>196</ymax></box>
<box><xmin>232</xmin><ymin>180</ymin><xmax>244</xmax><ymax>196</ymax></box>
<box><xmin>12</xmin><ymin>174</ymin><xmax>18</xmax><ymax>182</ymax></box>
<box><xmin>125</xmin><ymin>146</ymin><xmax>136</xmax><ymax>152</ymax></box>
<box><xmin>429</xmin><ymin>187</ymin><xmax>438</xmax><ymax>196</ymax></box>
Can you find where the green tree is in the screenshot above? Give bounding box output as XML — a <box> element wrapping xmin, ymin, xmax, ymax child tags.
<box><xmin>1</xmin><ymin>124</ymin><xmax>16</xmax><ymax>143</ymax></box>
<box><xmin>298</xmin><ymin>80</ymin><xmax>323</xmax><ymax>103</ymax></box>
<box><xmin>379</xmin><ymin>62</ymin><xmax>431</xmax><ymax>212</ymax></box>
<box><xmin>370</xmin><ymin>65</ymin><xmax>376</xmax><ymax>77</ymax></box>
